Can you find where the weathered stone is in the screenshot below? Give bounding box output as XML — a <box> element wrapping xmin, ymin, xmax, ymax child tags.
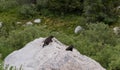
<box><xmin>0</xmin><ymin>22</ymin><xmax>2</xmax><ymax>28</ymax></box>
<box><xmin>16</xmin><ymin>22</ymin><xmax>22</xmax><ymax>25</ymax></box>
<box><xmin>4</xmin><ymin>37</ymin><xmax>106</xmax><ymax>70</ymax></box>
<box><xmin>33</xmin><ymin>19</ymin><xmax>41</xmax><ymax>24</ymax></box>
<box><xmin>25</xmin><ymin>21</ymin><xmax>33</xmax><ymax>26</ymax></box>
<box><xmin>113</xmin><ymin>27</ymin><xmax>120</xmax><ymax>35</ymax></box>
<box><xmin>74</xmin><ymin>26</ymin><xmax>83</xmax><ymax>34</ymax></box>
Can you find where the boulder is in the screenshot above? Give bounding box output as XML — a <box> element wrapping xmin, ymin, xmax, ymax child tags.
<box><xmin>4</xmin><ymin>37</ymin><xmax>106</xmax><ymax>70</ymax></box>
<box><xmin>74</xmin><ymin>26</ymin><xmax>83</xmax><ymax>34</ymax></box>
<box><xmin>33</xmin><ymin>19</ymin><xmax>41</xmax><ymax>24</ymax></box>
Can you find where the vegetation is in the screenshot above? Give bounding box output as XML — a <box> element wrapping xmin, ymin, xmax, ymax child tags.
<box><xmin>0</xmin><ymin>0</ymin><xmax>120</xmax><ymax>70</ymax></box>
<box><xmin>37</xmin><ymin>0</ymin><xmax>120</xmax><ymax>24</ymax></box>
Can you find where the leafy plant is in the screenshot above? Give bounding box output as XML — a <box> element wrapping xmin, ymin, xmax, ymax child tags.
<box><xmin>19</xmin><ymin>4</ymin><xmax>37</xmax><ymax>19</ymax></box>
<box><xmin>46</xmin><ymin>0</ymin><xmax>83</xmax><ymax>14</ymax></box>
<box><xmin>0</xmin><ymin>0</ymin><xmax>18</xmax><ymax>12</ymax></box>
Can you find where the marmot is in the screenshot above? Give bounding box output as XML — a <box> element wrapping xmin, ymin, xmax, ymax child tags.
<box><xmin>66</xmin><ymin>45</ymin><xmax>74</xmax><ymax>51</ymax></box>
<box><xmin>42</xmin><ymin>36</ymin><xmax>54</xmax><ymax>47</ymax></box>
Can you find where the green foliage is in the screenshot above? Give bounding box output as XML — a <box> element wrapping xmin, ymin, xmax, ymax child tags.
<box><xmin>37</xmin><ymin>0</ymin><xmax>48</xmax><ymax>8</ymax></box>
<box><xmin>83</xmin><ymin>0</ymin><xmax>105</xmax><ymax>23</ymax></box>
<box><xmin>108</xmin><ymin>44</ymin><xmax>120</xmax><ymax>70</ymax></box>
<box><xmin>44</xmin><ymin>0</ymin><xmax>83</xmax><ymax>14</ymax></box>
<box><xmin>0</xmin><ymin>0</ymin><xmax>18</xmax><ymax>12</ymax></box>
<box><xmin>0</xmin><ymin>21</ymin><xmax>21</xmax><ymax>37</ymax></box>
<box><xmin>93</xmin><ymin>44</ymin><xmax>120</xmax><ymax>70</ymax></box>
<box><xmin>83</xmin><ymin>0</ymin><xmax>120</xmax><ymax>24</ymax></box>
<box><xmin>102</xmin><ymin>0</ymin><xmax>120</xmax><ymax>24</ymax></box>
<box><xmin>75</xmin><ymin>23</ymin><xmax>117</xmax><ymax>56</ymax></box>
<box><xmin>36</xmin><ymin>0</ymin><xmax>120</xmax><ymax>24</ymax></box>
<box><xmin>16</xmin><ymin>0</ymin><xmax>33</xmax><ymax>5</ymax></box>
<box><xmin>19</xmin><ymin>4</ymin><xmax>38</xmax><ymax>19</ymax></box>
<box><xmin>0</xmin><ymin>59</ymin><xmax>3</xmax><ymax>70</ymax></box>
<box><xmin>75</xmin><ymin>23</ymin><xmax>120</xmax><ymax>70</ymax></box>
<box><xmin>0</xmin><ymin>20</ymin><xmax>23</xmax><ymax>59</ymax></box>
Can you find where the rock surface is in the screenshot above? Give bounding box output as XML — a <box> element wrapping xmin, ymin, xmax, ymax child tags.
<box><xmin>4</xmin><ymin>37</ymin><xmax>106</xmax><ymax>70</ymax></box>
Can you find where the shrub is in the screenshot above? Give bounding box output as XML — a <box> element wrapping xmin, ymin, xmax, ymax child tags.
<box><xmin>109</xmin><ymin>55</ymin><xmax>120</xmax><ymax>70</ymax></box>
<box><xmin>108</xmin><ymin>44</ymin><xmax>120</xmax><ymax>70</ymax></box>
<box><xmin>83</xmin><ymin>0</ymin><xmax>120</xmax><ymax>24</ymax></box>
<box><xmin>37</xmin><ymin>0</ymin><xmax>48</xmax><ymax>8</ymax></box>
<box><xmin>83</xmin><ymin>0</ymin><xmax>106</xmax><ymax>23</ymax></box>
<box><xmin>93</xmin><ymin>44</ymin><xmax>120</xmax><ymax>70</ymax></box>
<box><xmin>0</xmin><ymin>0</ymin><xmax>18</xmax><ymax>12</ymax></box>
<box><xmin>75</xmin><ymin>23</ymin><xmax>118</xmax><ymax>56</ymax></box>
<box><xmin>0</xmin><ymin>21</ymin><xmax>21</xmax><ymax>37</ymax></box>
<box><xmin>41</xmin><ymin>0</ymin><xmax>84</xmax><ymax>14</ymax></box>
<box><xmin>0</xmin><ymin>21</ymin><xmax>22</xmax><ymax>59</ymax></box>
<box><xmin>0</xmin><ymin>59</ymin><xmax>3</xmax><ymax>70</ymax></box>
<box><xmin>19</xmin><ymin>4</ymin><xmax>37</xmax><ymax>19</ymax></box>
<box><xmin>16</xmin><ymin>0</ymin><xmax>33</xmax><ymax>5</ymax></box>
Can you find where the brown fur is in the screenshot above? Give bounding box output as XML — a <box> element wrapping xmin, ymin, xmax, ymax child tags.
<box><xmin>42</xmin><ymin>36</ymin><xmax>54</xmax><ymax>47</ymax></box>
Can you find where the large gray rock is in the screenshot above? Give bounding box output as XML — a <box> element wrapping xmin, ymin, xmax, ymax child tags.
<box><xmin>4</xmin><ymin>37</ymin><xmax>106</xmax><ymax>70</ymax></box>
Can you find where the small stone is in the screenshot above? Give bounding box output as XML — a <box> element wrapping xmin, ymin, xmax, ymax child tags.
<box><xmin>117</xmin><ymin>6</ymin><xmax>120</xmax><ymax>9</ymax></box>
<box><xmin>25</xmin><ymin>21</ymin><xmax>33</xmax><ymax>26</ymax></box>
<box><xmin>113</xmin><ymin>27</ymin><xmax>120</xmax><ymax>35</ymax></box>
<box><xmin>34</xmin><ymin>19</ymin><xmax>41</xmax><ymax>24</ymax></box>
<box><xmin>16</xmin><ymin>22</ymin><xmax>22</xmax><ymax>25</ymax></box>
<box><xmin>74</xmin><ymin>26</ymin><xmax>83</xmax><ymax>34</ymax></box>
<box><xmin>0</xmin><ymin>22</ymin><xmax>2</xmax><ymax>28</ymax></box>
